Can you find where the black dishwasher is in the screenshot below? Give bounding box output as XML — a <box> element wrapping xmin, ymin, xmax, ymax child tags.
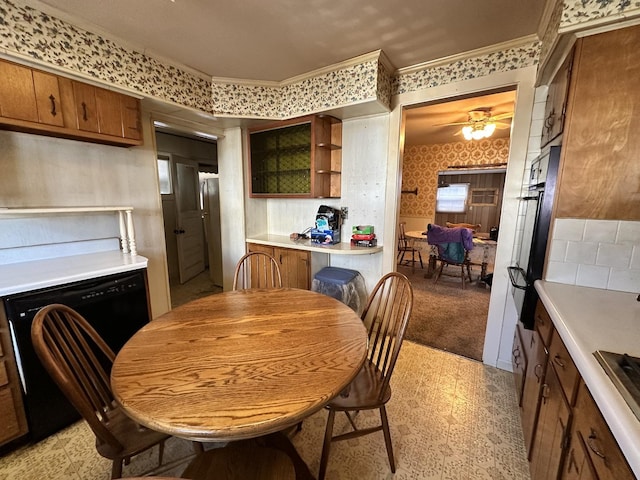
<box><xmin>3</xmin><ymin>269</ymin><xmax>150</xmax><ymax>442</ymax></box>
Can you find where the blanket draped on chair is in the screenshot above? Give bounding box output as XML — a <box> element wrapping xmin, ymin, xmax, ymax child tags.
<box><xmin>425</xmin><ymin>224</ymin><xmax>474</xmax><ymax>263</ymax></box>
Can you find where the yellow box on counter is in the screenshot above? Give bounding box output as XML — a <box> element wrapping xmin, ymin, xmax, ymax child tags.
<box><xmin>352</xmin><ymin>225</ymin><xmax>374</xmax><ymax>235</ymax></box>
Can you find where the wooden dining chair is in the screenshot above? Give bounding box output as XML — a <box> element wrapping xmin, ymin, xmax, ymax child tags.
<box><xmin>233</xmin><ymin>252</ymin><xmax>283</xmax><ymax>290</ymax></box>
<box><xmin>318</xmin><ymin>272</ymin><xmax>413</xmax><ymax>480</ymax></box>
<box><xmin>31</xmin><ymin>304</ymin><xmax>178</xmax><ymax>479</ymax></box>
<box><xmin>397</xmin><ymin>222</ymin><xmax>423</xmax><ymax>270</ymax></box>
<box><xmin>433</xmin><ymin>243</ymin><xmax>474</xmax><ymax>289</ymax></box>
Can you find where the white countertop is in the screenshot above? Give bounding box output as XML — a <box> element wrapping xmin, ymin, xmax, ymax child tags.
<box><xmin>0</xmin><ymin>251</ymin><xmax>148</xmax><ymax>296</ymax></box>
<box><xmin>246</xmin><ymin>233</ymin><xmax>383</xmax><ymax>255</ymax></box>
<box><xmin>535</xmin><ymin>280</ymin><xmax>640</xmax><ymax>477</ymax></box>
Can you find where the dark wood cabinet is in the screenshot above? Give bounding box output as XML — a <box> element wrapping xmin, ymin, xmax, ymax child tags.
<box><xmin>515</xmin><ymin>300</ymin><xmax>634</xmax><ymax>480</ymax></box>
<box><xmin>521</xmin><ymin>326</ymin><xmax>548</xmax><ymax>460</ymax></box>
<box><xmin>0</xmin><ymin>58</ymin><xmax>143</xmax><ymax>147</ymax></box>
<box><xmin>247</xmin><ymin>243</ymin><xmax>311</xmax><ymax>290</ymax></box>
<box><xmin>569</xmin><ymin>381</ymin><xmax>634</xmax><ymax>480</ymax></box>
<box><xmin>248</xmin><ymin>114</ymin><xmax>342</xmax><ymax>198</ymax></box>
<box><xmin>541</xmin><ymin>49</ymin><xmax>573</xmax><ymax>148</ymax></box>
<box><xmin>530</xmin><ymin>361</ymin><xmax>571</xmax><ymax>480</ymax></box>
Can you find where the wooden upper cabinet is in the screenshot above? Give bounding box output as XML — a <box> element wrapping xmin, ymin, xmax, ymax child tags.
<box><xmin>541</xmin><ymin>49</ymin><xmax>573</xmax><ymax>148</ymax></box>
<box><xmin>32</xmin><ymin>71</ymin><xmax>64</xmax><ymax>127</ymax></box>
<box><xmin>0</xmin><ymin>61</ymin><xmax>64</xmax><ymax>127</ymax></box>
<box><xmin>0</xmin><ymin>61</ymin><xmax>39</xmax><ymax>122</ymax></box>
<box><xmin>72</xmin><ymin>81</ymin><xmax>99</xmax><ymax>133</ymax></box>
<box><xmin>0</xmin><ymin>58</ymin><xmax>142</xmax><ymax>147</ymax></box>
<box><xmin>556</xmin><ymin>25</ymin><xmax>640</xmax><ymax>220</ymax></box>
<box><xmin>248</xmin><ymin>114</ymin><xmax>342</xmax><ymax>198</ymax></box>
<box><xmin>121</xmin><ymin>95</ymin><xmax>142</xmax><ymax>141</ymax></box>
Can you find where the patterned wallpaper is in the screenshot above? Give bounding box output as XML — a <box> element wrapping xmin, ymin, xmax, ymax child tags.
<box><xmin>3</xmin><ymin>0</ymin><xmax>638</xmax><ymax>121</ymax></box>
<box><xmin>401</xmin><ymin>138</ymin><xmax>511</xmax><ymax>218</ymax></box>
<box><xmin>539</xmin><ymin>0</ymin><xmax>565</xmax><ymax>69</ymax></box>
<box><xmin>392</xmin><ymin>42</ymin><xmax>540</xmax><ymax>96</ymax></box>
<box><xmin>560</xmin><ymin>0</ymin><xmax>640</xmax><ymax>29</ymax></box>
<box><xmin>0</xmin><ymin>0</ymin><xmax>214</xmax><ymax>113</ymax></box>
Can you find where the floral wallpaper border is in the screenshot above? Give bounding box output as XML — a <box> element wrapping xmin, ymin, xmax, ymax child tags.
<box><xmin>539</xmin><ymin>0</ymin><xmax>565</xmax><ymax>69</ymax></box>
<box><xmin>392</xmin><ymin>42</ymin><xmax>541</xmax><ymax>97</ymax></box>
<box><xmin>560</xmin><ymin>0</ymin><xmax>640</xmax><ymax>29</ymax></box>
<box><xmin>3</xmin><ymin>0</ymin><xmax>638</xmax><ymax>122</ymax></box>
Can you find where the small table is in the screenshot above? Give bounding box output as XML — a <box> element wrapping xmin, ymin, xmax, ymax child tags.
<box><xmin>111</xmin><ymin>288</ymin><xmax>367</xmax><ymax>475</ymax></box>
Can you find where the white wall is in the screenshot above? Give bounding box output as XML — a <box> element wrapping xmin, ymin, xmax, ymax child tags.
<box><xmin>0</xmin><ymin>113</ymin><xmax>171</xmax><ymax>318</ymax></box>
<box><xmin>257</xmin><ymin>114</ymin><xmax>390</xmax><ymax>294</ymax></box>
<box><xmin>217</xmin><ymin>127</ymin><xmax>248</xmax><ymax>291</ymax></box>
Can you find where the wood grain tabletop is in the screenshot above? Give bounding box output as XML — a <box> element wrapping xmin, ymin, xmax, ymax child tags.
<box><xmin>111</xmin><ymin>288</ymin><xmax>367</xmax><ymax>442</ymax></box>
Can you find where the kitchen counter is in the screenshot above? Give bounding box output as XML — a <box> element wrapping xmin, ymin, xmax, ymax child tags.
<box><xmin>535</xmin><ymin>280</ymin><xmax>640</xmax><ymax>477</ymax></box>
<box><xmin>0</xmin><ymin>251</ymin><xmax>148</xmax><ymax>296</ymax></box>
<box><xmin>246</xmin><ymin>233</ymin><xmax>383</xmax><ymax>255</ymax></box>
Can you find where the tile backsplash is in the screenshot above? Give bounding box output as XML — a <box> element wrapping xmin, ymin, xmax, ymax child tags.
<box><xmin>546</xmin><ymin>218</ymin><xmax>640</xmax><ymax>293</ymax></box>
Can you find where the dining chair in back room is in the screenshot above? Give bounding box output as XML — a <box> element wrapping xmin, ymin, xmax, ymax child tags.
<box><xmin>233</xmin><ymin>251</ymin><xmax>283</xmax><ymax>290</ymax></box>
<box><xmin>31</xmin><ymin>304</ymin><xmax>179</xmax><ymax>479</ymax></box>
<box><xmin>317</xmin><ymin>272</ymin><xmax>414</xmax><ymax>480</ymax></box>
<box><xmin>397</xmin><ymin>221</ymin><xmax>423</xmax><ymax>271</ymax></box>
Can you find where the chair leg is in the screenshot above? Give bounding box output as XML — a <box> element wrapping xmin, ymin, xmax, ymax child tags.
<box><xmin>319</xmin><ymin>409</ymin><xmax>336</xmax><ymax>480</ymax></box>
<box><xmin>461</xmin><ymin>264</ymin><xmax>466</xmax><ymax>289</ymax></box>
<box><xmin>434</xmin><ymin>261</ymin><xmax>445</xmax><ymax>284</ymax></box>
<box><xmin>158</xmin><ymin>439</ymin><xmax>165</xmax><ymax>466</ymax></box>
<box><xmin>380</xmin><ymin>406</ymin><xmax>395</xmax><ymax>473</ymax></box>
<box><xmin>418</xmin><ymin>251</ymin><xmax>423</xmax><ymax>269</ymax></box>
<box><xmin>111</xmin><ymin>459</ymin><xmax>123</xmax><ymax>480</ymax></box>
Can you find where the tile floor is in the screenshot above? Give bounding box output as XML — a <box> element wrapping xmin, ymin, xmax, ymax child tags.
<box><xmin>0</xmin><ymin>341</ymin><xmax>530</xmax><ymax>480</ymax></box>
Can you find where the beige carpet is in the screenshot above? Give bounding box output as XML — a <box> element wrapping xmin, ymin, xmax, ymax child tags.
<box><xmin>398</xmin><ymin>264</ymin><xmax>491</xmax><ymax>362</ymax></box>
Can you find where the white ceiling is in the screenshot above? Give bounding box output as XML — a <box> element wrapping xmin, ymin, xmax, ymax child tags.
<box><xmin>404</xmin><ymin>89</ymin><xmax>517</xmax><ymax>145</ymax></box>
<box><xmin>32</xmin><ymin>0</ymin><xmax>544</xmax><ymax>144</ymax></box>
<box><xmin>36</xmin><ymin>0</ymin><xmax>546</xmax><ymax>82</ymax></box>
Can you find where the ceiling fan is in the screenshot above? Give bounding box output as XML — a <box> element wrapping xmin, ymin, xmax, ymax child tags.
<box><xmin>436</xmin><ymin>107</ymin><xmax>513</xmax><ymax>140</ymax></box>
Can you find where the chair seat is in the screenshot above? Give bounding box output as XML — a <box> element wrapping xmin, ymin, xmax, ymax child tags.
<box><xmin>328</xmin><ymin>360</ymin><xmax>391</xmax><ymax>411</ymax></box>
<box><xmin>96</xmin><ymin>404</ymin><xmax>170</xmax><ymax>459</ymax></box>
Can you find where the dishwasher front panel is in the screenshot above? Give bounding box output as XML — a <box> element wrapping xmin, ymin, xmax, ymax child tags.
<box><xmin>3</xmin><ymin>269</ymin><xmax>150</xmax><ymax>442</ymax></box>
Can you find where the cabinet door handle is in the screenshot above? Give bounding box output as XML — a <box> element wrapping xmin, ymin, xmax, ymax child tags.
<box><xmin>541</xmin><ymin>383</ymin><xmax>550</xmax><ymax>404</ymax></box>
<box><xmin>534</xmin><ymin>363</ymin><xmax>544</xmax><ymax>380</ymax></box>
<box><xmin>49</xmin><ymin>94</ymin><xmax>57</xmax><ymax>116</ymax></box>
<box><xmin>81</xmin><ymin>101</ymin><xmax>88</xmax><ymax>121</ymax></box>
<box><xmin>553</xmin><ymin>354</ymin><xmax>565</xmax><ymax>368</ymax></box>
<box><xmin>587</xmin><ymin>429</ymin><xmax>606</xmax><ymax>459</ymax></box>
<box><xmin>279</xmin><ymin>254</ymin><xmax>283</xmax><ymax>264</ymax></box>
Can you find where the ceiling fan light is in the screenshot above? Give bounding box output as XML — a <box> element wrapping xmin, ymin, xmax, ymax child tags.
<box><xmin>484</xmin><ymin>122</ymin><xmax>496</xmax><ymax>136</ymax></box>
<box><xmin>471</xmin><ymin>129</ymin><xmax>485</xmax><ymax>140</ymax></box>
<box><xmin>462</xmin><ymin>125</ymin><xmax>473</xmax><ymax>140</ymax></box>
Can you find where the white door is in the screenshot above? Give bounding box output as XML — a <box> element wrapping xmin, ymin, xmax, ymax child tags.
<box><xmin>175</xmin><ymin>156</ymin><xmax>205</xmax><ymax>284</ymax></box>
<box><xmin>203</xmin><ymin>177</ymin><xmax>223</xmax><ymax>286</ymax></box>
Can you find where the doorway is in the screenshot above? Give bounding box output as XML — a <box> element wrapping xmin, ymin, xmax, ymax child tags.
<box><xmin>155</xmin><ymin>130</ymin><xmax>223</xmax><ymax>306</ymax></box>
<box><xmin>397</xmin><ymin>88</ymin><xmax>516</xmax><ymax>361</ymax></box>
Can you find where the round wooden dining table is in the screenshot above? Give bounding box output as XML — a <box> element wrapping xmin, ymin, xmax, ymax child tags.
<box><xmin>110</xmin><ymin>288</ymin><xmax>368</xmax><ymax>443</ymax></box>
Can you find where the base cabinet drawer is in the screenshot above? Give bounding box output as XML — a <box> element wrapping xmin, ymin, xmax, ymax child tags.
<box><xmin>570</xmin><ymin>381</ymin><xmax>634</xmax><ymax>480</ymax></box>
